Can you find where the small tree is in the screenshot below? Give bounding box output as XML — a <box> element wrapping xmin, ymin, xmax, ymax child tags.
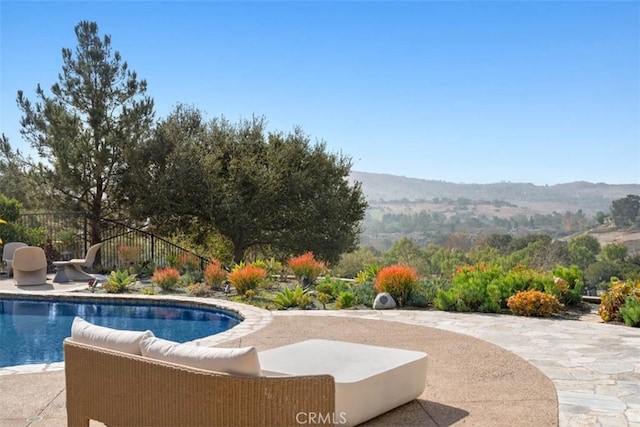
<box><xmin>568</xmin><ymin>235</ymin><xmax>601</xmax><ymax>272</ymax></box>
<box><xmin>611</xmin><ymin>195</ymin><xmax>640</xmax><ymax>228</ymax></box>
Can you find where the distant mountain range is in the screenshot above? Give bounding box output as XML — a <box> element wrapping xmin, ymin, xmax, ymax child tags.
<box><xmin>349</xmin><ymin>171</ymin><xmax>640</xmax><ymax>215</ymax></box>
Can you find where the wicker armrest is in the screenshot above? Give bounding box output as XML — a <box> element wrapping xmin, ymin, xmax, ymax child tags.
<box><xmin>64</xmin><ymin>339</ymin><xmax>335</xmax><ymax>427</ymax></box>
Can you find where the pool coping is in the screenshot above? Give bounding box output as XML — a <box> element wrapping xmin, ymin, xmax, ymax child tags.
<box><xmin>0</xmin><ymin>289</ymin><xmax>274</xmax><ymax>375</ymax></box>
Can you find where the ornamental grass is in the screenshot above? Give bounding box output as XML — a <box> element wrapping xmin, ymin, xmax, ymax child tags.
<box><xmin>228</xmin><ymin>264</ymin><xmax>267</xmax><ymax>296</ymax></box>
<box><xmin>287</xmin><ymin>252</ymin><xmax>325</xmax><ymax>285</ymax></box>
<box><xmin>374</xmin><ymin>264</ymin><xmax>419</xmax><ymax>307</ymax></box>
<box><xmin>204</xmin><ymin>259</ymin><xmax>227</xmax><ymax>289</ymax></box>
<box><xmin>151</xmin><ymin>266</ymin><xmax>181</xmax><ymax>291</ymax></box>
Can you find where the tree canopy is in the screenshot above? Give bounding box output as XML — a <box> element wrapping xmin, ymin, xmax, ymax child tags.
<box><xmin>16</xmin><ymin>21</ymin><xmax>155</xmax><ymax>244</ymax></box>
<box><xmin>611</xmin><ymin>195</ymin><xmax>640</xmax><ymax>228</ymax></box>
<box><xmin>122</xmin><ymin>105</ymin><xmax>367</xmax><ymax>264</ymax></box>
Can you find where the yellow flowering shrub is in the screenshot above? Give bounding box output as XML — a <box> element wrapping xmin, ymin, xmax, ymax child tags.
<box><xmin>507</xmin><ymin>290</ymin><xmax>562</xmax><ymax>317</ymax></box>
<box><xmin>599</xmin><ymin>280</ymin><xmax>640</xmax><ymax>323</ymax></box>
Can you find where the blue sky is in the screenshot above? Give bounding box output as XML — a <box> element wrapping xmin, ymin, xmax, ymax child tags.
<box><xmin>1</xmin><ymin>1</ymin><xmax>638</xmax><ymax>185</ymax></box>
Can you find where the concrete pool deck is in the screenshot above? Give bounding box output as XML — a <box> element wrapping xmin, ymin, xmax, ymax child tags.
<box><xmin>0</xmin><ymin>274</ymin><xmax>639</xmax><ymax>426</ymax></box>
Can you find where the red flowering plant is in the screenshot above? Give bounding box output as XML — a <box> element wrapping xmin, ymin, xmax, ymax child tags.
<box><xmin>204</xmin><ymin>259</ymin><xmax>227</xmax><ymax>290</ymax></box>
<box><xmin>228</xmin><ymin>264</ymin><xmax>267</xmax><ymax>296</ymax></box>
<box><xmin>151</xmin><ymin>266</ymin><xmax>181</xmax><ymax>291</ymax></box>
<box><xmin>287</xmin><ymin>252</ymin><xmax>325</xmax><ymax>286</ymax></box>
<box><xmin>374</xmin><ymin>264</ymin><xmax>419</xmax><ymax>307</ymax></box>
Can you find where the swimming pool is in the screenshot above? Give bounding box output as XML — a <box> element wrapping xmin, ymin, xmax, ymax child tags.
<box><xmin>0</xmin><ymin>297</ymin><xmax>243</xmax><ymax>368</ymax></box>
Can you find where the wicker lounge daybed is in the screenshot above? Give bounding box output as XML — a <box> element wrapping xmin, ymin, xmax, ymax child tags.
<box><xmin>64</xmin><ymin>318</ymin><xmax>428</xmax><ymax>427</ymax></box>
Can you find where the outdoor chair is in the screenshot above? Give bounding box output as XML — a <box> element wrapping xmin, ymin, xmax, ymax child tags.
<box><xmin>2</xmin><ymin>241</ymin><xmax>28</xmax><ymax>277</ymax></box>
<box><xmin>12</xmin><ymin>246</ymin><xmax>48</xmax><ymax>286</ymax></box>
<box><xmin>53</xmin><ymin>243</ymin><xmax>101</xmax><ymax>283</ymax></box>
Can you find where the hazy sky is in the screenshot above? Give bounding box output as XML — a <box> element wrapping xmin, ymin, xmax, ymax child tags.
<box><xmin>1</xmin><ymin>1</ymin><xmax>638</xmax><ymax>186</ymax></box>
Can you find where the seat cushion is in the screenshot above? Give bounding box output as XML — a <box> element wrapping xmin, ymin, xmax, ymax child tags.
<box><xmin>140</xmin><ymin>336</ymin><xmax>261</xmax><ymax>376</ymax></box>
<box><xmin>71</xmin><ymin>317</ymin><xmax>154</xmax><ymax>355</ymax></box>
<box><xmin>258</xmin><ymin>339</ymin><xmax>428</xmax><ymax>427</ymax></box>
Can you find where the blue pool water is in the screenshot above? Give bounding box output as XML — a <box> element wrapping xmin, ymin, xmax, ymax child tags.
<box><xmin>0</xmin><ymin>297</ymin><xmax>242</xmax><ymax>368</ymax></box>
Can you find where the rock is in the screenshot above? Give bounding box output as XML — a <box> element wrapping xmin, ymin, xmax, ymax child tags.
<box><xmin>373</xmin><ymin>292</ymin><xmax>397</xmax><ymax>310</ymax></box>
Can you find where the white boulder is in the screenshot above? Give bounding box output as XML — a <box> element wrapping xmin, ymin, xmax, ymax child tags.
<box><xmin>373</xmin><ymin>292</ymin><xmax>397</xmax><ymax>310</ymax></box>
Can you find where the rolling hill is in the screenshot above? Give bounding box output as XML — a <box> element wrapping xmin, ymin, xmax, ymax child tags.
<box><xmin>349</xmin><ymin>171</ymin><xmax>640</xmax><ymax>215</ymax></box>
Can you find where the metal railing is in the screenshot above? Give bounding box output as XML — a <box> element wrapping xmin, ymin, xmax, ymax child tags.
<box><xmin>18</xmin><ymin>212</ymin><xmax>208</xmax><ymax>272</ymax></box>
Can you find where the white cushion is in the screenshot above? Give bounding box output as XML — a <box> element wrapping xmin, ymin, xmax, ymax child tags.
<box><xmin>140</xmin><ymin>336</ymin><xmax>261</xmax><ymax>376</ymax></box>
<box><xmin>71</xmin><ymin>317</ymin><xmax>154</xmax><ymax>355</ymax></box>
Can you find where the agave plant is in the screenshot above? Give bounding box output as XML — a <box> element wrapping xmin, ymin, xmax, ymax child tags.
<box><xmin>103</xmin><ymin>269</ymin><xmax>137</xmax><ymax>293</ymax></box>
<box><xmin>272</xmin><ymin>285</ymin><xmax>313</xmax><ymax>310</ymax></box>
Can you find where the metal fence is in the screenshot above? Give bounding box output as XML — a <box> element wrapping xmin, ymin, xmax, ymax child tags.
<box><xmin>18</xmin><ymin>212</ymin><xmax>208</xmax><ymax>272</ymax></box>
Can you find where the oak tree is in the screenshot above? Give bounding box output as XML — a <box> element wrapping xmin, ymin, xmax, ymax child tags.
<box><xmin>125</xmin><ymin>105</ymin><xmax>367</xmax><ymax>264</ymax></box>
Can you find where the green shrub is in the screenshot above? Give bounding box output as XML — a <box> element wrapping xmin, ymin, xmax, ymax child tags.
<box><xmin>507</xmin><ymin>290</ymin><xmax>562</xmax><ymax>317</ymax></box>
<box><xmin>434</xmin><ymin>287</ymin><xmax>459</xmax><ymax>311</ymax></box>
<box><xmin>620</xmin><ymin>296</ymin><xmax>640</xmax><ymax>327</ymax></box>
<box><xmin>315</xmin><ymin>277</ymin><xmax>349</xmax><ymax>296</ymax></box>
<box><xmin>352</xmin><ymin>281</ymin><xmax>377</xmax><ymax>307</ymax></box>
<box><xmin>134</xmin><ymin>260</ymin><xmax>155</xmax><ymax>279</ymax></box>
<box><xmin>550</xmin><ymin>265</ymin><xmax>584</xmax><ymax>305</ymax></box>
<box><xmin>178</xmin><ymin>272</ymin><xmax>197</xmax><ymax>288</ymax></box>
<box><xmin>335</xmin><ymin>291</ymin><xmax>356</xmax><ymax>309</ymax></box>
<box><xmin>409</xmin><ymin>278</ymin><xmax>450</xmax><ymax>308</ymax></box>
<box><xmin>332</xmin><ymin>247</ymin><xmax>383</xmax><ymax>279</ymax></box>
<box><xmin>253</xmin><ymin>257</ymin><xmax>283</xmax><ymax>277</ymax></box>
<box><xmin>315</xmin><ymin>282</ymin><xmax>336</xmax><ymax>298</ymax></box>
<box><xmin>244</xmin><ymin>289</ymin><xmax>256</xmax><ymax>301</ymax></box>
<box><xmin>433</xmin><ymin>263</ymin><xmax>562</xmax><ymax>313</ymax></box>
<box><xmin>354</xmin><ymin>263</ymin><xmax>382</xmax><ymax>285</ymax></box>
<box><xmin>187</xmin><ymin>282</ymin><xmax>213</xmax><ymax>297</ymax></box>
<box><xmin>434</xmin><ymin>264</ymin><xmax>504</xmax><ymax>312</ymax></box>
<box><xmin>317</xmin><ymin>292</ymin><xmax>332</xmax><ymax>309</ymax></box>
<box><xmin>102</xmin><ymin>270</ymin><xmax>137</xmax><ymax>293</ymax></box>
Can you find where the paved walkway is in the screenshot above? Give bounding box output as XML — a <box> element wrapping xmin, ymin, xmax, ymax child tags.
<box><xmin>282</xmin><ymin>310</ymin><xmax>639</xmax><ymax>427</ymax></box>
<box><xmin>1</xmin><ymin>277</ymin><xmax>639</xmax><ymax>426</ymax></box>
